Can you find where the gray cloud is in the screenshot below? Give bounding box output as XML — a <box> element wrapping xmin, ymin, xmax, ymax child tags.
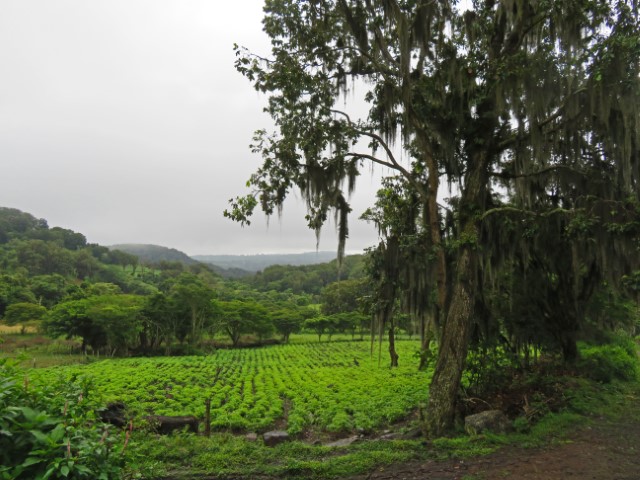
<box><xmin>0</xmin><ymin>0</ymin><xmax>381</xmax><ymax>255</ymax></box>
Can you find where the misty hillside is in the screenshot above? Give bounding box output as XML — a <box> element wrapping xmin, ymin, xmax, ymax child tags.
<box><xmin>192</xmin><ymin>251</ymin><xmax>339</xmax><ymax>272</ymax></box>
<box><xmin>108</xmin><ymin>245</ymin><xmax>340</xmax><ymax>278</ymax></box>
<box><xmin>109</xmin><ymin>244</ymin><xmax>197</xmax><ymax>265</ymax></box>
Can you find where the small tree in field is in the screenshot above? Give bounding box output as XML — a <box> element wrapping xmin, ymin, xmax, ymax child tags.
<box><xmin>271</xmin><ymin>308</ymin><xmax>304</xmax><ymax>342</ymax></box>
<box><xmin>3</xmin><ymin>302</ymin><xmax>46</xmax><ymax>334</ymax></box>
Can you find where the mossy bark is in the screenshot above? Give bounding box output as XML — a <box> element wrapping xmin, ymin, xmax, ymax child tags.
<box><xmin>424</xmin><ymin>150</ymin><xmax>488</xmax><ymax>438</ymax></box>
<box><xmin>424</xmin><ymin>244</ymin><xmax>477</xmax><ymax>437</ymax></box>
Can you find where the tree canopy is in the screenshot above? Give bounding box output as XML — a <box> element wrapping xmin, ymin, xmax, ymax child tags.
<box><xmin>229</xmin><ymin>0</ymin><xmax>640</xmax><ymax>436</ymax></box>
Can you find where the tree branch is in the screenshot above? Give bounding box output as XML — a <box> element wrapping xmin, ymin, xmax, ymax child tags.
<box><xmin>491</xmin><ymin>164</ymin><xmax>588</xmax><ymax>180</ymax></box>
<box><xmin>330</xmin><ymin>109</ymin><xmax>427</xmax><ymax>197</ymax></box>
<box><xmin>480</xmin><ymin>206</ymin><xmax>573</xmax><ymax>221</ymax></box>
<box><xmin>344</xmin><ymin>153</ymin><xmax>395</xmax><ymax>169</ymax></box>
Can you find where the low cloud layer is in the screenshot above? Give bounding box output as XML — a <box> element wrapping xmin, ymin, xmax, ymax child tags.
<box><xmin>0</xmin><ymin>0</ymin><xmax>381</xmax><ymax>255</ymax></box>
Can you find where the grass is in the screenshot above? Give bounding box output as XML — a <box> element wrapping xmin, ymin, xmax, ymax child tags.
<box><xmin>0</xmin><ymin>324</ymin><xmax>37</xmax><ymax>334</ymax></box>
<box><xmin>0</xmin><ymin>330</ymin><xmax>88</xmax><ymax>368</ymax></box>
<box><xmin>130</xmin><ymin>433</ymin><xmax>428</xmax><ymax>479</ymax></box>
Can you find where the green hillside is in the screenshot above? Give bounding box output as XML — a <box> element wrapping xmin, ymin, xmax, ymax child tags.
<box><xmin>109</xmin><ymin>243</ymin><xmax>197</xmax><ymax>266</ymax></box>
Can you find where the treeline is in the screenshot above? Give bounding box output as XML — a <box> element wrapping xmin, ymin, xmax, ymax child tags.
<box><xmin>244</xmin><ymin>254</ymin><xmax>366</xmax><ymax>295</ymax></box>
<box><xmin>109</xmin><ymin>243</ymin><xmax>197</xmax><ymax>265</ymax></box>
<box><xmin>0</xmin><ymin>207</ymin><xmax>377</xmax><ymax>356</ymax></box>
<box><xmin>193</xmin><ymin>251</ymin><xmax>338</xmax><ymax>272</ymax></box>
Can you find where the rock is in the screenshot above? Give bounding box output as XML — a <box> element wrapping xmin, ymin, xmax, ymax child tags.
<box><xmin>465</xmin><ymin>410</ymin><xmax>513</xmax><ymax>435</ymax></box>
<box><xmin>379</xmin><ymin>432</ymin><xmax>403</xmax><ymax>440</ymax></box>
<box><xmin>325</xmin><ymin>435</ymin><xmax>359</xmax><ymax>447</ymax></box>
<box><xmin>401</xmin><ymin>427</ymin><xmax>423</xmax><ymax>439</ymax></box>
<box><xmin>245</xmin><ymin>432</ymin><xmax>258</xmax><ymax>442</ymax></box>
<box><xmin>263</xmin><ymin>430</ymin><xmax>290</xmax><ymax>446</ymax></box>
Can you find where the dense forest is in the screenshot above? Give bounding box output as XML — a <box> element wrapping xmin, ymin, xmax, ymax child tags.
<box><xmin>0</xmin><ymin>206</ymin><xmax>375</xmax><ymax>356</ymax></box>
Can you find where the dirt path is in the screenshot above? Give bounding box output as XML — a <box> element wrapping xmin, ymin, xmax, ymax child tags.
<box><xmin>351</xmin><ymin>414</ymin><xmax>640</xmax><ymax>480</ymax></box>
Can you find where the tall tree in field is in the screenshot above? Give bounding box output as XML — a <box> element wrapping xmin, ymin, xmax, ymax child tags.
<box><xmin>169</xmin><ymin>273</ymin><xmax>217</xmax><ymax>345</ymax></box>
<box><xmin>227</xmin><ymin>0</ymin><xmax>640</xmax><ymax>436</ymax></box>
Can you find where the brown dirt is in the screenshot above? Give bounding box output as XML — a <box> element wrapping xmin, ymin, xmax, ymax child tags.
<box><xmin>350</xmin><ymin>415</ymin><xmax>640</xmax><ymax>480</ymax></box>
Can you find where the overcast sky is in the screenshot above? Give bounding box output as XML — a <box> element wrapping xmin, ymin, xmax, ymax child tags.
<box><xmin>0</xmin><ymin>0</ymin><xmax>385</xmax><ymax>256</ymax></box>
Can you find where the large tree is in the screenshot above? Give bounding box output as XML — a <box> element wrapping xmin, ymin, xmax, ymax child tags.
<box><xmin>45</xmin><ymin>294</ymin><xmax>144</xmax><ymax>355</ymax></box>
<box><xmin>228</xmin><ymin>0</ymin><xmax>640</xmax><ymax>436</ymax></box>
<box><xmin>168</xmin><ymin>273</ymin><xmax>217</xmax><ymax>345</ymax></box>
<box><xmin>3</xmin><ymin>302</ymin><xmax>47</xmax><ymax>334</ymax></box>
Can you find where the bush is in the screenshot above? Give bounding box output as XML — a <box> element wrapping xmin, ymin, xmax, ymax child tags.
<box><xmin>0</xmin><ymin>360</ymin><xmax>127</xmax><ymax>479</ymax></box>
<box><xmin>577</xmin><ymin>343</ymin><xmax>638</xmax><ymax>383</ymax></box>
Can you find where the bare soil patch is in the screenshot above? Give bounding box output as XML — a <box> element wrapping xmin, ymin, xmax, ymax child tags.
<box><xmin>350</xmin><ymin>414</ymin><xmax>640</xmax><ymax>480</ymax></box>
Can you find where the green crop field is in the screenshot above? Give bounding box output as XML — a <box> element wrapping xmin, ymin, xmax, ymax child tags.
<box><xmin>29</xmin><ymin>340</ymin><xmax>430</xmax><ymax>435</ymax></box>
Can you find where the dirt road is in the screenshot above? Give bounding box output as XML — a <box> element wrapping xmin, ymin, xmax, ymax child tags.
<box><xmin>352</xmin><ymin>415</ymin><xmax>640</xmax><ymax>480</ymax></box>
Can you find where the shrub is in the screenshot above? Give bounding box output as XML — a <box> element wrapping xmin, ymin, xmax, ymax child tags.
<box><xmin>577</xmin><ymin>343</ymin><xmax>638</xmax><ymax>383</ymax></box>
<box><xmin>0</xmin><ymin>360</ymin><xmax>127</xmax><ymax>479</ymax></box>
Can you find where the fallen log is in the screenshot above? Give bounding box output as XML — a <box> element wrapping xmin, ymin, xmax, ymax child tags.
<box><xmin>145</xmin><ymin>415</ymin><xmax>200</xmax><ymax>435</ymax></box>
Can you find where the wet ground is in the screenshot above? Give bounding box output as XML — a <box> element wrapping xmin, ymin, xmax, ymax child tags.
<box><xmin>350</xmin><ymin>414</ymin><xmax>640</xmax><ymax>480</ymax></box>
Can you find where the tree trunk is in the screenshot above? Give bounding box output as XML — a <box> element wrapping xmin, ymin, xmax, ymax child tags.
<box><xmin>424</xmin><ymin>245</ymin><xmax>477</xmax><ymax>437</ymax></box>
<box><xmin>418</xmin><ymin>321</ymin><xmax>434</xmax><ymax>371</ymax></box>
<box><xmin>424</xmin><ymin>149</ymin><xmax>487</xmax><ymax>437</ymax></box>
<box><xmin>560</xmin><ymin>331</ymin><xmax>579</xmax><ymax>363</ymax></box>
<box><xmin>388</xmin><ymin>326</ymin><xmax>399</xmax><ymax>367</ymax></box>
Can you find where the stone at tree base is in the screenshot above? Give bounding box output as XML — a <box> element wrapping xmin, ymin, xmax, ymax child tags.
<box><xmin>245</xmin><ymin>432</ymin><xmax>258</xmax><ymax>442</ymax></box>
<box><xmin>464</xmin><ymin>410</ymin><xmax>513</xmax><ymax>435</ymax></box>
<box><xmin>263</xmin><ymin>430</ymin><xmax>289</xmax><ymax>446</ymax></box>
<box><xmin>325</xmin><ymin>435</ymin><xmax>359</xmax><ymax>447</ymax></box>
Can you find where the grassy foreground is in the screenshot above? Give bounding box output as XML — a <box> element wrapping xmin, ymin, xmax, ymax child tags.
<box><xmin>123</xmin><ymin>376</ymin><xmax>639</xmax><ymax>479</ymax></box>
<box><xmin>11</xmin><ymin>337</ymin><xmax>640</xmax><ymax>479</ymax></box>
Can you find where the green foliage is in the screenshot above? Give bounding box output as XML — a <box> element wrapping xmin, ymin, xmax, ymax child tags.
<box><xmin>0</xmin><ymin>360</ymin><xmax>126</xmax><ymax>479</ymax></box>
<box><xmin>246</xmin><ymin>255</ymin><xmax>365</xmax><ymax>296</ymax></box>
<box><xmin>577</xmin><ymin>341</ymin><xmax>639</xmax><ymax>383</ymax></box>
<box><xmin>30</xmin><ymin>341</ymin><xmax>428</xmax><ymax>435</ymax></box>
<box><xmin>30</xmin><ymin>275</ymin><xmax>68</xmax><ymax>308</ymax></box>
<box><xmin>271</xmin><ymin>308</ymin><xmax>304</xmax><ymax>342</ymax></box>
<box><xmin>320</xmin><ymin>278</ymin><xmax>368</xmax><ymax>316</ymax></box>
<box><xmin>4</xmin><ymin>302</ymin><xmax>47</xmax><ymax>327</ymax></box>
<box><xmin>0</xmin><ymin>207</ymin><xmax>49</xmax><ymax>244</ymax></box>
<box><xmin>44</xmin><ymin>294</ymin><xmax>144</xmax><ymax>355</ymax></box>
<box><xmin>132</xmin><ymin>432</ymin><xmax>422</xmax><ymax>480</ymax></box>
<box><xmin>0</xmin><ymin>274</ymin><xmax>37</xmax><ymax>317</ymax></box>
<box><xmin>216</xmin><ymin>298</ymin><xmax>272</xmax><ymax>346</ymax></box>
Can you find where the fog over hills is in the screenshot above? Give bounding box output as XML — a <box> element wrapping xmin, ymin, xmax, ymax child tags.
<box><xmin>110</xmin><ymin>244</ymin><xmax>341</xmax><ymax>274</ymax></box>
<box><xmin>192</xmin><ymin>251</ymin><xmax>338</xmax><ymax>272</ymax></box>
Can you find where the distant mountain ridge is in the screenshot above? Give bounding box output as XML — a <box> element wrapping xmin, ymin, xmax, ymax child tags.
<box><xmin>192</xmin><ymin>251</ymin><xmax>339</xmax><ymax>272</ymax></box>
<box><xmin>109</xmin><ymin>244</ymin><xmax>342</xmax><ymax>276</ymax></box>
